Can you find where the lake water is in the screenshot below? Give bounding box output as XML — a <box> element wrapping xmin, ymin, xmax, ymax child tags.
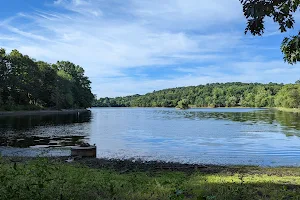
<box><xmin>1</xmin><ymin>108</ymin><xmax>300</xmax><ymax>166</ymax></box>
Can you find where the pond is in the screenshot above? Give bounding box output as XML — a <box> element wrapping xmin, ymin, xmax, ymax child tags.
<box><xmin>1</xmin><ymin>108</ymin><xmax>300</xmax><ymax>166</ymax></box>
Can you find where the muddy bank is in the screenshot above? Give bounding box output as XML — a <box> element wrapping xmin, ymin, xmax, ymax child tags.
<box><xmin>3</xmin><ymin>156</ymin><xmax>300</xmax><ymax>176</ymax></box>
<box><xmin>0</xmin><ymin>109</ymin><xmax>90</xmax><ymax>117</ymax></box>
<box><xmin>0</xmin><ymin>156</ymin><xmax>249</xmax><ymax>174</ymax></box>
<box><xmin>62</xmin><ymin>157</ymin><xmax>300</xmax><ymax>175</ymax></box>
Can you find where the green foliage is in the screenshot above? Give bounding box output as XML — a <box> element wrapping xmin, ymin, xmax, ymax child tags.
<box><xmin>275</xmin><ymin>84</ymin><xmax>300</xmax><ymax>108</ymax></box>
<box><xmin>1</xmin><ymin>158</ymin><xmax>300</xmax><ymax>200</ymax></box>
<box><xmin>176</xmin><ymin>99</ymin><xmax>189</xmax><ymax>109</ymax></box>
<box><xmin>94</xmin><ymin>82</ymin><xmax>289</xmax><ymax>108</ymax></box>
<box><xmin>254</xmin><ymin>86</ymin><xmax>274</xmax><ymax>107</ymax></box>
<box><xmin>226</xmin><ymin>96</ymin><xmax>238</xmax><ymax>107</ymax></box>
<box><xmin>240</xmin><ymin>0</ymin><xmax>300</xmax><ymax>64</ymax></box>
<box><xmin>281</xmin><ymin>32</ymin><xmax>300</xmax><ymax>64</ymax></box>
<box><xmin>0</xmin><ymin>48</ymin><xmax>93</xmax><ymax>110</ymax></box>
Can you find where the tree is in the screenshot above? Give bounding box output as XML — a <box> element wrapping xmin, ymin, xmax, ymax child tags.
<box><xmin>176</xmin><ymin>99</ymin><xmax>189</xmax><ymax>109</ymax></box>
<box><xmin>254</xmin><ymin>86</ymin><xmax>273</xmax><ymax>107</ymax></box>
<box><xmin>0</xmin><ymin>48</ymin><xmax>7</xmax><ymax>107</ymax></box>
<box><xmin>241</xmin><ymin>93</ymin><xmax>255</xmax><ymax>107</ymax></box>
<box><xmin>240</xmin><ymin>0</ymin><xmax>300</xmax><ymax>64</ymax></box>
<box><xmin>7</xmin><ymin>50</ymin><xmax>41</xmax><ymax>106</ymax></box>
<box><xmin>275</xmin><ymin>84</ymin><xmax>300</xmax><ymax>108</ymax></box>
<box><xmin>226</xmin><ymin>96</ymin><xmax>238</xmax><ymax>107</ymax></box>
<box><xmin>36</xmin><ymin>61</ymin><xmax>57</xmax><ymax>107</ymax></box>
<box><xmin>55</xmin><ymin>61</ymin><xmax>94</xmax><ymax>108</ymax></box>
<box><xmin>93</xmin><ymin>82</ymin><xmax>300</xmax><ymax>109</ymax></box>
<box><xmin>0</xmin><ymin>48</ymin><xmax>93</xmax><ymax>110</ymax></box>
<box><xmin>212</xmin><ymin>88</ymin><xmax>225</xmax><ymax>107</ymax></box>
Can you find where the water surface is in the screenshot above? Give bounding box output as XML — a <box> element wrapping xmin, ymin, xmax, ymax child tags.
<box><xmin>1</xmin><ymin>108</ymin><xmax>300</xmax><ymax>166</ymax></box>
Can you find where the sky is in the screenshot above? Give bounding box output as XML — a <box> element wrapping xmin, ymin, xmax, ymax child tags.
<box><xmin>0</xmin><ymin>0</ymin><xmax>299</xmax><ymax>97</ymax></box>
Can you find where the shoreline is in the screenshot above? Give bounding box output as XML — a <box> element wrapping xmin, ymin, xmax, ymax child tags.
<box><xmin>92</xmin><ymin>106</ymin><xmax>266</xmax><ymax>109</ymax></box>
<box><xmin>0</xmin><ymin>108</ymin><xmax>90</xmax><ymax>117</ymax></box>
<box><xmin>2</xmin><ymin>147</ymin><xmax>299</xmax><ymax>167</ymax></box>
<box><xmin>92</xmin><ymin>106</ymin><xmax>300</xmax><ymax>112</ymax></box>
<box><xmin>271</xmin><ymin>107</ymin><xmax>300</xmax><ymax>113</ymax></box>
<box><xmin>3</xmin><ymin>156</ymin><xmax>300</xmax><ymax>173</ymax></box>
<box><xmin>92</xmin><ymin>106</ymin><xmax>269</xmax><ymax>110</ymax></box>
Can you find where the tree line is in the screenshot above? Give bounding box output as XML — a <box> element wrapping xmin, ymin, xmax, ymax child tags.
<box><xmin>0</xmin><ymin>48</ymin><xmax>94</xmax><ymax>111</ymax></box>
<box><xmin>94</xmin><ymin>82</ymin><xmax>300</xmax><ymax>109</ymax></box>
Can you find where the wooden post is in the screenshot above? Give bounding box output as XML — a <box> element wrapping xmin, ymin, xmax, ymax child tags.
<box><xmin>71</xmin><ymin>146</ymin><xmax>96</xmax><ymax>157</ymax></box>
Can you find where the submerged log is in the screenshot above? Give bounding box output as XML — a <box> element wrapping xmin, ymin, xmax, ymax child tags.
<box><xmin>71</xmin><ymin>146</ymin><xmax>96</xmax><ymax>157</ymax></box>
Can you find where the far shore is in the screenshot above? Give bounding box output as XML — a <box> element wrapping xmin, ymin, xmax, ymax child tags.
<box><xmin>1</xmin><ymin>107</ymin><xmax>299</xmax><ymax>117</ymax></box>
<box><xmin>92</xmin><ymin>106</ymin><xmax>268</xmax><ymax>110</ymax></box>
<box><xmin>188</xmin><ymin>106</ymin><xmax>267</xmax><ymax>109</ymax></box>
<box><xmin>92</xmin><ymin>106</ymin><xmax>264</xmax><ymax>109</ymax></box>
<box><xmin>0</xmin><ymin>108</ymin><xmax>90</xmax><ymax>117</ymax></box>
<box><xmin>271</xmin><ymin>107</ymin><xmax>300</xmax><ymax>113</ymax></box>
<box><xmin>92</xmin><ymin>106</ymin><xmax>300</xmax><ymax>113</ymax></box>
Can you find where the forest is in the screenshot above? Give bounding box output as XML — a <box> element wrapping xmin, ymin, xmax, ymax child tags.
<box><xmin>94</xmin><ymin>82</ymin><xmax>300</xmax><ymax>109</ymax></box>
<box><xmin>0</xmin><ymin>48</ymin><xmax>94</xmax><ymax>111</ymax></box>
<box><xmin>1</xmin><ymin>47</ymin><xmax>300</xmax><ymax>111</ymax></box>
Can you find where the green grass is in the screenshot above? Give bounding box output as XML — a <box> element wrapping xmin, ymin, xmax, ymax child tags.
<box><xmin>274</xmin><ymin>107</ymin><xmax>300</xmax><ymax>113</ymax></box>
<box><xmin>1</xmin><ymin>157</ymin><xmax>300</xmax><ymax>200</ymax></box>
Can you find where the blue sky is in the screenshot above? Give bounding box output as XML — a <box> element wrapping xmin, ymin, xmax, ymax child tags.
<box><xmin>0</xmin><ymin>0</ymin><xmax>299</xmax><ymax>97</ymax></box>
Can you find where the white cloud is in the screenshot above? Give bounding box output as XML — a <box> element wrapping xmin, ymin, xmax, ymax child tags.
<box><xmin>53</xmin><ymin>0</ymin><xmax>103</xmax><ymax>16</ymax></box>
<box><xmin>0</xmin><ymin>0</ymin><xmax>298</xmax><ymax>97</ymax></box>
<box><xmin>4</xmin><ymin>25</ymin><xmax>49</xmax><ymax>41</ymax></box>
<box><xmin>94</xmin><ymin>60</ymin><xmax>299</xmax><ymax>97</ymax></box>
<box><xmin>130</xmin><ymin>0</ymin><xmax>244</xmax><ymax>30</ymax></box>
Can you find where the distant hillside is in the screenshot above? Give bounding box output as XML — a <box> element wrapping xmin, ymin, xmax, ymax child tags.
<box><xmin>93</xmin><ymin>82</ymin><xmax>300</xmax><ymax>109</ymax></box>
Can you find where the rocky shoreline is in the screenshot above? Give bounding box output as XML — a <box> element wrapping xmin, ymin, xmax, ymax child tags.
<box><xmin>0</xmin><ymin>156</ymin><xmax>259</xmax><ymax>174</ymax></box>
<box><xmin>4</xmin><ymin>156</ymin><xmax>300</xmax><ymax>175</ymax></box>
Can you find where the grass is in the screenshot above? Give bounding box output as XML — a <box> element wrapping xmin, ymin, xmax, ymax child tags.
<box><xmin>274</xmin><ymin>107</ymin><xmax>300</xmax><ymax>113</ymax></box>
<box><xmin>1</xmin><ymin>157</ymin><xmax>300</xmax><ymax>200</ymax></box>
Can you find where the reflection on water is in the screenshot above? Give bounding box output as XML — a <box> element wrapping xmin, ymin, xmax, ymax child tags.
<box><xmin>0</xmin><ymin>111</ymin><xmax>91</xmax><ymax>131</ymax></box>
<box><xmin>156</xmin><ymin>109</ymin><xmax>300</xmax><ymax>137</ymax></box>
<box><xmin>1</xmin><ymin>108</ymin><xmax>300</xmax><ymax>166</ymax></box>
<box><xmin>0</xmin><ymin>112</ymin><xmax>91</xmax><ymax>148</ymax></box>
<box><xmin>0</xmin><ymin>135</ymin><xmax>86</xmax><ymax>148</ymax></box>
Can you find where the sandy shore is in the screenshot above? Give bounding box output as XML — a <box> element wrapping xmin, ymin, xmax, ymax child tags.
<box><xmin>0</xmin><ymin>109</ymin><xmax>91</xmax><ymax>117</ymax></box>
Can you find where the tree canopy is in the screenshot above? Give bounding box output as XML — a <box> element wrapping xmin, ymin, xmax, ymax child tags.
<box><xmin>0</xmin><ymin>48</ymin><xmax>93</xmax><ymax>111</ymax></box>
<box><xmin>176</xmin><ymin>99</ymin><xmax>189</xmax><ymax>109</ymax></box>
<box><xmin>240</xmin><ymin>0</ymin><xmax>300</xmax><ymax>64</ymax></box>
<box><xmin>94</xmin><ymin>82</ymin><xmax>300</xmax><ymax>109</ymax></box>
